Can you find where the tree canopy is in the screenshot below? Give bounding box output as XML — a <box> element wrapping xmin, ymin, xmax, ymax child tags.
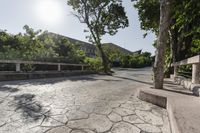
<box><xmin>0</xmin><ymin>25</ymin><xmax>84</xmax><ymax>63</ymax></box>
<box><xmin>67</xmin><ymin>0</ymin><xmax>129</xmax><ymax>73</ymax></box>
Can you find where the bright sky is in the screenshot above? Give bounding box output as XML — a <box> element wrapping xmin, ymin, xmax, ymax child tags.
<box><xmin>0</xmin><ymin>0</ymin><xmax>156</xmax><ymax>54</ymax></box>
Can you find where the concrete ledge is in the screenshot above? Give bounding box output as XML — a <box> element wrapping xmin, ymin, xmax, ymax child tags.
<box><xmin>138</xmin><ymin>90</ymin><xmax>167</xmax><ymax>108</ymax></box>
<box><xmin>0</xmin><ymin>71</ymin><xmax>97</xmax><ymax>81</ymax></box>
<box><xmin>138</xmin><ymin>90</ymin><xmax>179</xmax><ymax>133</ymax></box>
<box><xmin>138</xmin><ymin>88</ymin><xmax>200</xmax><ymax>133</ymax></box>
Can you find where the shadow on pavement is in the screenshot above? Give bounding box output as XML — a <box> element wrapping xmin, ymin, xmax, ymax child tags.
<box><xmin>0</xmin><ymin>86</ymin><xmax>19</xmax><ymax>93</ymax></box>
<box><xmin>0</xmin><ymin>75</ymin><xmax>122</xmax><ymax>87</ymax></box>
<box><xmin>112</xmin><ymin>75</ymin><xmax>153</xmax><ymax>86</ymax></box>
<box><xmin>14</xmin><ymin>93</ymin><xmax>51</xmax><ymax>122</ymax></box>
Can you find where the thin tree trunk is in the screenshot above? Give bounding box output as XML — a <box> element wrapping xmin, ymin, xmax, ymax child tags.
<box><xmin>153</xmin><ymin>0</ymin><xmax>171</xmax><ymax>89</ymax></box>
<box><xmin>96</xmin><ymin>44</ymin><xmax>109</xmax><ymax>73</ymax></box>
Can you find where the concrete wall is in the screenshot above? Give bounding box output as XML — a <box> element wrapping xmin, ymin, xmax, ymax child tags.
<box><xmin>0</xmin><ymin>71</ymin><xmax>97</xmax><ymax>81</ymax></box>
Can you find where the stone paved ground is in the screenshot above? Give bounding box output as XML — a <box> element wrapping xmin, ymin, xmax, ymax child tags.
<box><xmin>0</xmin><ymin>68</ymin><xmax>171</xmax><ymax>133</ymax></box>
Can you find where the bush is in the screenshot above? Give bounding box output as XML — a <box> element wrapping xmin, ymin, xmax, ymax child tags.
<box><xmin>120</xmin><ymin>53</ymin><xmax>152</xmax><ymax>68</ymax></box>
<box><xmin>84</xmin><ymin>57</ymin><xmax>103</xmax><ymax>71</ymax></box>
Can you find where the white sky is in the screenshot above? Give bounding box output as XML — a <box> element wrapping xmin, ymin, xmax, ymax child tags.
<box><xmin>0</xmin><ymin>0</ymin><xmax>156</xmax><ymax>54</ymax></box>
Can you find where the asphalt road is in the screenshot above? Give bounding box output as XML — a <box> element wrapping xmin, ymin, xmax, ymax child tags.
<box><xmin>0</xmin><ymin>68</ymin><xmax>171</xmax><ymax>133</ymax></box>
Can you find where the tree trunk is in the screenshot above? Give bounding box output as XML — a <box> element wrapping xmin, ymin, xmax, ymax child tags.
<box><xmin>96</xmin><ymin>44</ymin><xmax>110</xmax><ymax>73</ymax></box>
<box><xmin>153</xmin><ymin>0</ymin><xmax>171</xmax><ymax>89</ymax></box>
<box><xmin>170</xmin><ymin>20</ymin><xmax>178</xmax><ymax>63</ymax></box>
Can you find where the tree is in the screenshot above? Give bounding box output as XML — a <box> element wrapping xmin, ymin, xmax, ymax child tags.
<box><xmin>133</xmin><ymin>0</ymin><xmax>160</xmax><ymax>35</ymax></box>
<box><xmin>153</xmin><ymin>0</ymin><xmax>171</xmax><ymax>89</ymax></box>
<box><xmin>67</xmin><ymin>0</ymin><xmax>129</xmax><ymax>73</ymax></box>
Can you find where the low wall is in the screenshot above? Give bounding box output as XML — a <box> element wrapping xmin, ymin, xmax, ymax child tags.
<box><xmin>172</xmin><ymin>75</ymin><xmax>200</xmax><ymax>96</ymax></box>
<box><xmin>0</xmin><ymin>71</ymin><xmax>97</xmax><ymax>81</ymax></box>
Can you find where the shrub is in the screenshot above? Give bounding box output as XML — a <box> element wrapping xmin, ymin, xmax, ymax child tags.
<box><xmin>120</xmin><ymin>53</ymin><xmax>152</xmax><ymax>68</ymax></box>
<box><xmin>84</xmin><ymin>57</ymin><xmax>103</xmax><ymax>71</ymax></box>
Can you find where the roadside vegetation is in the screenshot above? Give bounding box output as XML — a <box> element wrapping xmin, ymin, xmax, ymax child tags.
<box><xmin>0</xmin><ymin>25</ymin><xmax>85</xmax><ymax>71</ymax></box>
<box><xmin>0</xmin><ymin>25</ymin><xmax>85</xmax><ymax>63</ymax></box>
<box><xmin>67</xmin><ymin>0</ymin><xmax>129</xmax><ymax>73</ymax></box>
<box><xmin>133</xmin><ymin>0</ymin><xmax>200</xmax><ymax>88</ymax></box>
<box><xmin>0</xmin><ymin>25</ymin><xmax>152</xmax><ymax>72</ymax></box>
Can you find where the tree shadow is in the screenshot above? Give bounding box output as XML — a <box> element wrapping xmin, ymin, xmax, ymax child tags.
<box><xmin>113</xmin><ymin>67</ymin><xmax>152</xmax><ymax>72</ymax></box>
<box><xmin>162</xmin><ymin>80</ymin><xmax>195</xmax><ymax>96</ymax></box>
<box><xmin>0</xmin><ymin>86</ymin><xmax>19</xmax><ymax>93</ymax></box>
<box><xmin>0</xmin><ymin>74</ymin><xmax>121</xmax><ymax>87</ymax></box>
<box><xmin>161</xmin><ymin>87</ymin><xmax>194</xmax><ymax>96</ymax></box>
<box><xmin>112</xmin><ymin>75</ymin><xmax>153</xmax><ymax>86</ymax></box>
<box><xmin>14</xmin><ymin>93</ymin><xmax>51</xmax><ymax>123</ymax></box>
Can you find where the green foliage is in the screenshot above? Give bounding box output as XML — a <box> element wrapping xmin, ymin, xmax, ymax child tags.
<box><xmin>102</xmin><ymin>44</ymin><xmax>121</xmax><ymax>62</ymax></box>
<box><xmin>133</xmin><ymin>0</ymin><xmax>200</xmax><ymax>77</ymax></box>
<box><xmin>84</xmin><ymin>57</ymin><xmax>103</xmax><ymax>71</ymax></box>
<box><xmin>67</xmin><ymin>0</ymin><xmax>129</xmax><ymax>73</ymax></box>
<box><xmin>120</xmin><ymin>52</ymin><xmax>152</xmax><ymax>68</ymax></box>
<box><xmin>0</xmin><ymin>25</ymin><xmax>87</xmax><ymax>71</ymax></box>
<box><xmin>68</xmin><ymin>0</ymin><xmax>129</xmax><ymax>38</ymax></box>
<box><xmin>171</xmin><ymin>0</ymin><xmax>200</xmax><ymax>58</ymax></box>
<box><xmin>133</xmin><ymin>0</ymin><xmax>160</xmax><ymax>35</ymax></box>
<box><xmin>0</xmin><ymin>25</ymin><xmax>85</xmax><ymax>64</ymax></box>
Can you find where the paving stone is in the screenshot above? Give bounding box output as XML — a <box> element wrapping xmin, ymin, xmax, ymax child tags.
<box><xmin>67</xmin><ymin>114</ymin><xmax>112</xmax><ymax>132</ymax></box>
<box><xmin>135</xmin><ymin>103</ymin><xmax>152</xmax><ymax>111</ymax></box>
<box><xmin>135</xmin><ymin>110</ymin><xmax>163</xmax><ymax>126</ymax></box>
<box><xmin>47</xmin><ymin>126</ymin><xmax>71</xmax><ymax>133</ymax></box>
<box><xmin>161</xmin><ymin>114</ymin><xmax>171</xmax><ymax>133</ymax></box>
<box><xmin>93</xmin><ymin>106</ymin><xmax>112</xmax><ymax>115</ymax></box>
<box><xmin>123</xmin><ymin>115</ymin><xmax>145</xmax><ymax>124</ymax></box>
<box><xmin>70</xmin><ymin>130</ymin><xmax>85</xmax><ymax>133</ymax></box>
<box><xmin>40</xmin><ymin>117</ymin><xmax>65</xmax><ymax>127</ymax></box>
<box><xmin>66</xmin><ymin>110</ymin><xmax>88</xmax><ymax>120</ymax></box>
<box><xmin>79</xmin><ymin>104</ymin><xmax>94</xmax><ymax>114</ymax></box>
<box><xmin>108</xmin><ymin>112</ymin><xmax>122</xmax><ymax>122</ymax></box>
<box><xmin>136</xmin><ymin>124</ymin><xmax>161</xmax><ymax>133</ymax></box>
<box><xmin>71</xmin><ymin>129</ymin><xmax>95</xmax><ymax>133</ymax></box>
<box><xmin>108</xmin><ymin>102</ymin><xmax>120</xmax><ymax>108</ymax></box>
<box><xmin>0</xmin><ymin>68</ymin><xmax>171</xmax><ymax>133</ymax></box>
<box><xmin>151</xmin><ymin>106</ymin><xmax>167</xmax><ymax>117</ymax></box>
<box><xmin>83</xmin><ymin>129</ymin><xmax>96</xmax><ymax>133</ymax></box>
<box><xmin>113</xmin><ymin>107</ymin><xmax>135</xmax><ymax>116</ymax></box>
<box><xmin>111</xmin><ymin>122</ymin><xmax>141</xmax><ymax>133</ymax></box>
<box><xmin>120</xmin><ymin>101</ymin><xmax>136</xmax><ymax>110</ymax></box>
<box><xmin>50</xmin><ymin>114</ymin><xmax>68</xmax><ymax>123</ymax></box>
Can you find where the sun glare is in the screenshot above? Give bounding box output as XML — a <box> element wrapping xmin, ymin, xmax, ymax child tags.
<box><xmin>35</xmin><ymin>0</ymin><xmax>63</xmax><ymax>25</ymax></box>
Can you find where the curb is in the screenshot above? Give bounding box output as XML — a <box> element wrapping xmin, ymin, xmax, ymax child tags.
<box><xmin>138</xmin><ymin>90</ymin><xmax>179</xmax><ymax>133</ymax></box>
